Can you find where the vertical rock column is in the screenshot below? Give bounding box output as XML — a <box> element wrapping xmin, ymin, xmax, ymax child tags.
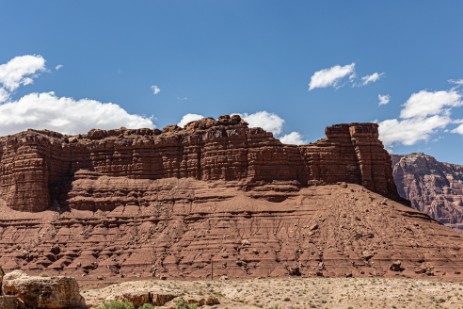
<box><xmin>0</xmin><ymin>141</ymin><xmax>50</xmax><ymax>212</ymax></box>
<box><xmin>348</xmin><ymin>123</ymin><xmax>397</xmax><ymax>197</ymax></box>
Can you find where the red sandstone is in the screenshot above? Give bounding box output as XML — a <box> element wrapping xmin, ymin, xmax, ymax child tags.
<box><xmin>0</xmin><ymin>116</ymin><xmax>462</xmax><ymax>282</ymax></box>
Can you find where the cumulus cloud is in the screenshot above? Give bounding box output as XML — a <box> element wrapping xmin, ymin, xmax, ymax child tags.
<box><xmin>308</xmin><ymin>63</ymin><xmax>355</xmax><ymax>90</ymax></box>
<box><xmin>238</xmin><ymin>111</ymin><xmax>285</xmax><ymax>135</ymax></box>
<box><xmin>151</xmin><ymin>85</ymin><xmax>161</xmax><ymax>95</ymax></box>
<box><xmin>178</xmin><ymin>113</ymin><xmax>204</xmax><ymax>127</ymax></box>
<box><xmin>378</xmin><ymin>89</ymin><xmax>463</xmax><ymax>147</ymax></box>
<box><xmin>452</xmin><ymin>124</ymin><xmax>463</xmax><ymax>134</ymax></box>
<box><xmin>177</xmin><ymin>110</ymin><xmax>306</xmax><ymax>145</ymax></box>
<box><xmin>400</xmin><ymin>90</ymin><xmax>462</xmax><ymax>119</ymax></box>
<box><xmin>0</xmin><ymin>92</ymin><xmax>155</xmax><ymax>136</ymax></box>
<box><xmin>378</xmin><ymin>94</ymin><xmax>390</xmax><ymax>106</ymax></box>
<box><xmin>178</xmin><ymin>111</ymin><xmax>285</xmax><ymax>135</ymax></box>
<box><xmin>0</xmin><ymin>55</ymin><xmax>45</xmax><ymax>91</ymax></box>
<box><xmin>55</xmin><ymin>64</ymin><xmax>63</xmax><ymax>71</ymax></box>
<box><xmin>379</xmin><ymin>115</ymin><xmax>451</xmax><ymax>146</ymax></box>
<box><xmin>239</xmin><ymin>112</ymin><xmax>307</xmax><ymax>144</ymax></box>
<box><xmin>361</xmin><ymin>72</ymin><xmax>383</xmax><ymax>86</ymax></box>
<box><xmin>0</xmin><ymin>88</ymin><xmax>9</xmax><ymax>103</ymax></box>
<box><xmin>279</xmin><ymin>132</ymin><xmax>306</xmax><ymax>145</ymax></box>
<box><xmin>0</xmin><ymin>55</ymin><xmax>156</xmax><ymax>136</ymax></box>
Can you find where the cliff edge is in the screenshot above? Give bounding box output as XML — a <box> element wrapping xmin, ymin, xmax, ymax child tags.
<box><xmin>0</xmin><ymin>115</ymin><xmax>399</xmax><ymax>212</ymax></box>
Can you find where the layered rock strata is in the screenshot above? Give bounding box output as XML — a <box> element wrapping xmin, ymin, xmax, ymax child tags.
<box><xmin>392</xmin><ymin>153</ymin><xmax>463</xmax><ymax>230</ymax></box>
<box><xmin>1</xmin><ymin>116</ymin><xmax>462</xmax><ymax>281</ymax></box>
<box><xmin>1</xmin><ymin>182</ymin><xmax>462</xmax><ymax>282</ymax></box>
<box><xmin>0</xmin><ymin>115</ymin><xmax>398</xmax><ymax>213</ymax></box>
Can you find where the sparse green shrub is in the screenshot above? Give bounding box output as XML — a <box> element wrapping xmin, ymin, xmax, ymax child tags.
<box><xmin>98</xmin><ymin>299</ymin><xmax>134</xmax><ymax>309</ymax></box>
<box><xmin>176</xmin><ymin>297</ymin><xmax>198</xmax><ymax>309</ymax></box>
<box><xmin>138</xmin><ymin>304</ymin><xmax>154</xmax><ymax>309</ymax></box>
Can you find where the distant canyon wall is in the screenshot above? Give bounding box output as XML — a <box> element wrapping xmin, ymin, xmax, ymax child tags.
<box><xmin>392</xmin><ymin>153</ymin><xmax>463</xmax><ymax>230</ymax></box>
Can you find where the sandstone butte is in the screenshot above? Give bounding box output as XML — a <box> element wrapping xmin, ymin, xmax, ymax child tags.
<box><xmin>0</xmin><ymin>114</ymin><xmax>462</xmax><ymax>283</ymax></box>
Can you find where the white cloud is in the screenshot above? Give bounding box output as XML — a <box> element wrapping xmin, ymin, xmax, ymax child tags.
<box><xmin>449</xmin><ymin>79</ymin><xmax>463</xmax><ymax>87</ymax></box>
<box><xmin>178</xmin><ymin>113</ymin><xmax>204</xmax><ymax>127</ymax></box>
<box><xmin>451</xmin><ymin>124</ymin><xmax>463</xmax><ymax>134</ymax></box>
<box><xmin>279</xmin><ymin>131</ymin><xmax>306</xmax><ymax>145</ymax></box>
<box><xmin>0</xmin><ymin>92</ymin><xmax>155</xmax><ymax>136</ymax></box>
<box><xmin>55</xmin><ymin>64</ymin><xmax>63</xmax><ymax>71</ymax></box>
<box><xmin>0</xmin><ymin>55</ymin><xmax>46</xmax><ymax>91</ymax></box>
<box><xmin>308</xmin><ymin>63</ymin><xmax>355</xmax><ymax>90</ymax></box>
<box><xmin>178</xmin><ymin>111</ymin><xmax>285</xmax><ymax>133</ymax></box>
<box><xmin>378</xmin><ymin>94</ymin><xmax>390</xmax><ymax>106</ymax></box>
<box><xmin>400</xmin><ymin>90</ymin><xmax>462</xmax><ymax>119</ymax></box>
<box><xmin>361</xmin><ymin>72</ymin><xmax>383</xmax><ymax>86</ymax></box>
<box><xmin>239</xmin><ymin>111</ymin><xmax>285</xmax><ymax>135</ymax></box>
<box><xmin>151</xmin><ymin>85</ymin><xmax>161</xmax><ymax>95</ymax></box>
<box><xmin>0</xmin><ymin>88</ymin><xmax>9</xmax><ymax>103</ymax></box>
<box><xmin>379</xmin><ymin>115</ymin><xmax>451</xmax><ymax>146</ymax></box>
<box><xmin>378</xmin><ymin>89</ymin><xmax>463</xmax><ymax>147</ymax></box>
<box><xmin>0</xmin><ymin>55</ymin><xmax>157</xmax><ymax>136</ymax></box>
<box><xmin>177</xmin><ymin>110</ymin><xmax>307</xmax><ymax>145</ymax></box>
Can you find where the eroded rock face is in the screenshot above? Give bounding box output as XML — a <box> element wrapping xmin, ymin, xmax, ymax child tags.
<box><xmin>3</xmin><ymin>270</ymin><xmax>85</xmax><ymax>309</ymax></box>
<box><xmin>392</xmin><ymin>153</ymin><xmax>463</xmax><ymax>230</ymax></box>
<box><xmin>1</xmin><ymin>182</ymin><xmax>463</xmax><ymax>281</ymax></box>
<box><xmin>0</xmin><ymin>116</ymin><xmax>399</xmax><ymax>212</ymax></box>
<box><xmin>2</xmin><ymin>118</ymin><xmax>463</xmax><ymax>281</ymax></box>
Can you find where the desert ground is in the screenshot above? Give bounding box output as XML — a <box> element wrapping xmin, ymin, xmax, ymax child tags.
<box><xmin>81</xmin><ymin>277</ymin><xmax>463</xmax><ymax>309</ymax></box>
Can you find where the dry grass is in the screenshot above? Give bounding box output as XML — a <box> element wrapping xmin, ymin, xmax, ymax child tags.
<box><xmin>81</xmin><ymin>277</ymin><xmax>463</xmax><ymax>309</ymax></box>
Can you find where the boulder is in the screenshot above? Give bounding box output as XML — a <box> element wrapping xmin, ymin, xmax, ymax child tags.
<box><xmin>114</xmin><ymin>290</ymin><xmax>177</xmax><ymax>307</ymax></box>
<box><xmin>390</xmin><ymin>260</ymin><xmax>404</xmax><ymax>272</ymax></box>
<box><xmin>0</xmin><ymin>296</ymin><xmax>18</xmax><ymax>309</ymax></box>
<box><xmin>205</xmin><ymin>296</ymin><xmax>220</xmax><ymax>306</ymax></box>
<box><xmin>3</xmin><ymin>270</ymin><xmax>85</xmax><ymax>309</ymax></box>
<box><xmin>117</xmin><ymin>292</ymin><xmax>150</xmax><ymax>307</ymax></box>
<box><xmin>150</xmin><ymin>292</ymin><xmax>177</xmax><ymax>306</ymax></box>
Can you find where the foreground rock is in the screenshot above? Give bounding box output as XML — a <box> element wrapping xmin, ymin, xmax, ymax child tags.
<box><xmin>116</xmin><ymin>291</ymin><xmax>178</xmax><ymax>307</ymax></box>
<box><xmin>3</xmin><ymin>270</ymin><xmax>85</xmax><ymax>309</ymax></box>
<box><xmin>392</xmin><ymin>153</ymin><xmax>463</xmax><ymax>230</ymax></box>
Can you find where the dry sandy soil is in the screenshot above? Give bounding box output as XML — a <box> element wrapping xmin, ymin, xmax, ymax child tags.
<box><xmin>81</xmin><ymin>277</ymin><xmax>463</xmax><ymax>309</ymax></box>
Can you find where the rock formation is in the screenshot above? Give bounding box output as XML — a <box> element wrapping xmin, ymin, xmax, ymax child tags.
<box><xmin>0</xmin><ymin>116</ymin><xmax>462</xmax><ymax>282</ymax></box>
<box><xmin>392</xmin><ymin>153</ymin><xmax>463</xmax><ymax>230</ymax></box>
<box><xmin>3</xmin><ymin>270</ymin><xmax>85</xmax><ymax>309</ymax></box>
<box><xmin>0</xmin><ymin>115</ymin><xmax>399</xmax><ymax>213</ymax></box>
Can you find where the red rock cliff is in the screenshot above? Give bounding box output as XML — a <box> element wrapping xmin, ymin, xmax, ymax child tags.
<box><xmin>0</xmin><ymin>115</ymin><xmax>399</xmax><ymax>212</ymax></box>
<box><xmin>392</xmin><ymin>153</ymin><xmax>463</xmax><ymax>230</ymax></box>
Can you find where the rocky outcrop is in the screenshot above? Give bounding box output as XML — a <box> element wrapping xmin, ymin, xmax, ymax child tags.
<box><xmin>1</xmin><ymin>118</ymin><xmax>463</xmax><ymax>282</ymax></box>
<box><xmin>0</xmin><ymin>115</ymin><xmax>399</xmax><ymax>213</ymax></box>
<box><xmin>392</xmin><ymin>153</ymin><xmax>463</xmax><ymax>230</ymax></box>
<box><xmin>2</xmin><ymin>270</ymin><xmax>85</xmax><ymax>309</ymax></box>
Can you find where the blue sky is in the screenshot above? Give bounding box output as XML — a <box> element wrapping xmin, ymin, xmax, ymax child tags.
<box><xmin>1</xmin><ymin>1</ymin><xmax>463</xmax><ymax>163</ymax></box>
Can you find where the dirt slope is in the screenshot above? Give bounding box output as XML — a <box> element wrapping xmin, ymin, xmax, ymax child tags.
<box><xmin>1</xmin><ymin>182</ymin><xmax>462</xmax><ymax>282</ymax></box>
